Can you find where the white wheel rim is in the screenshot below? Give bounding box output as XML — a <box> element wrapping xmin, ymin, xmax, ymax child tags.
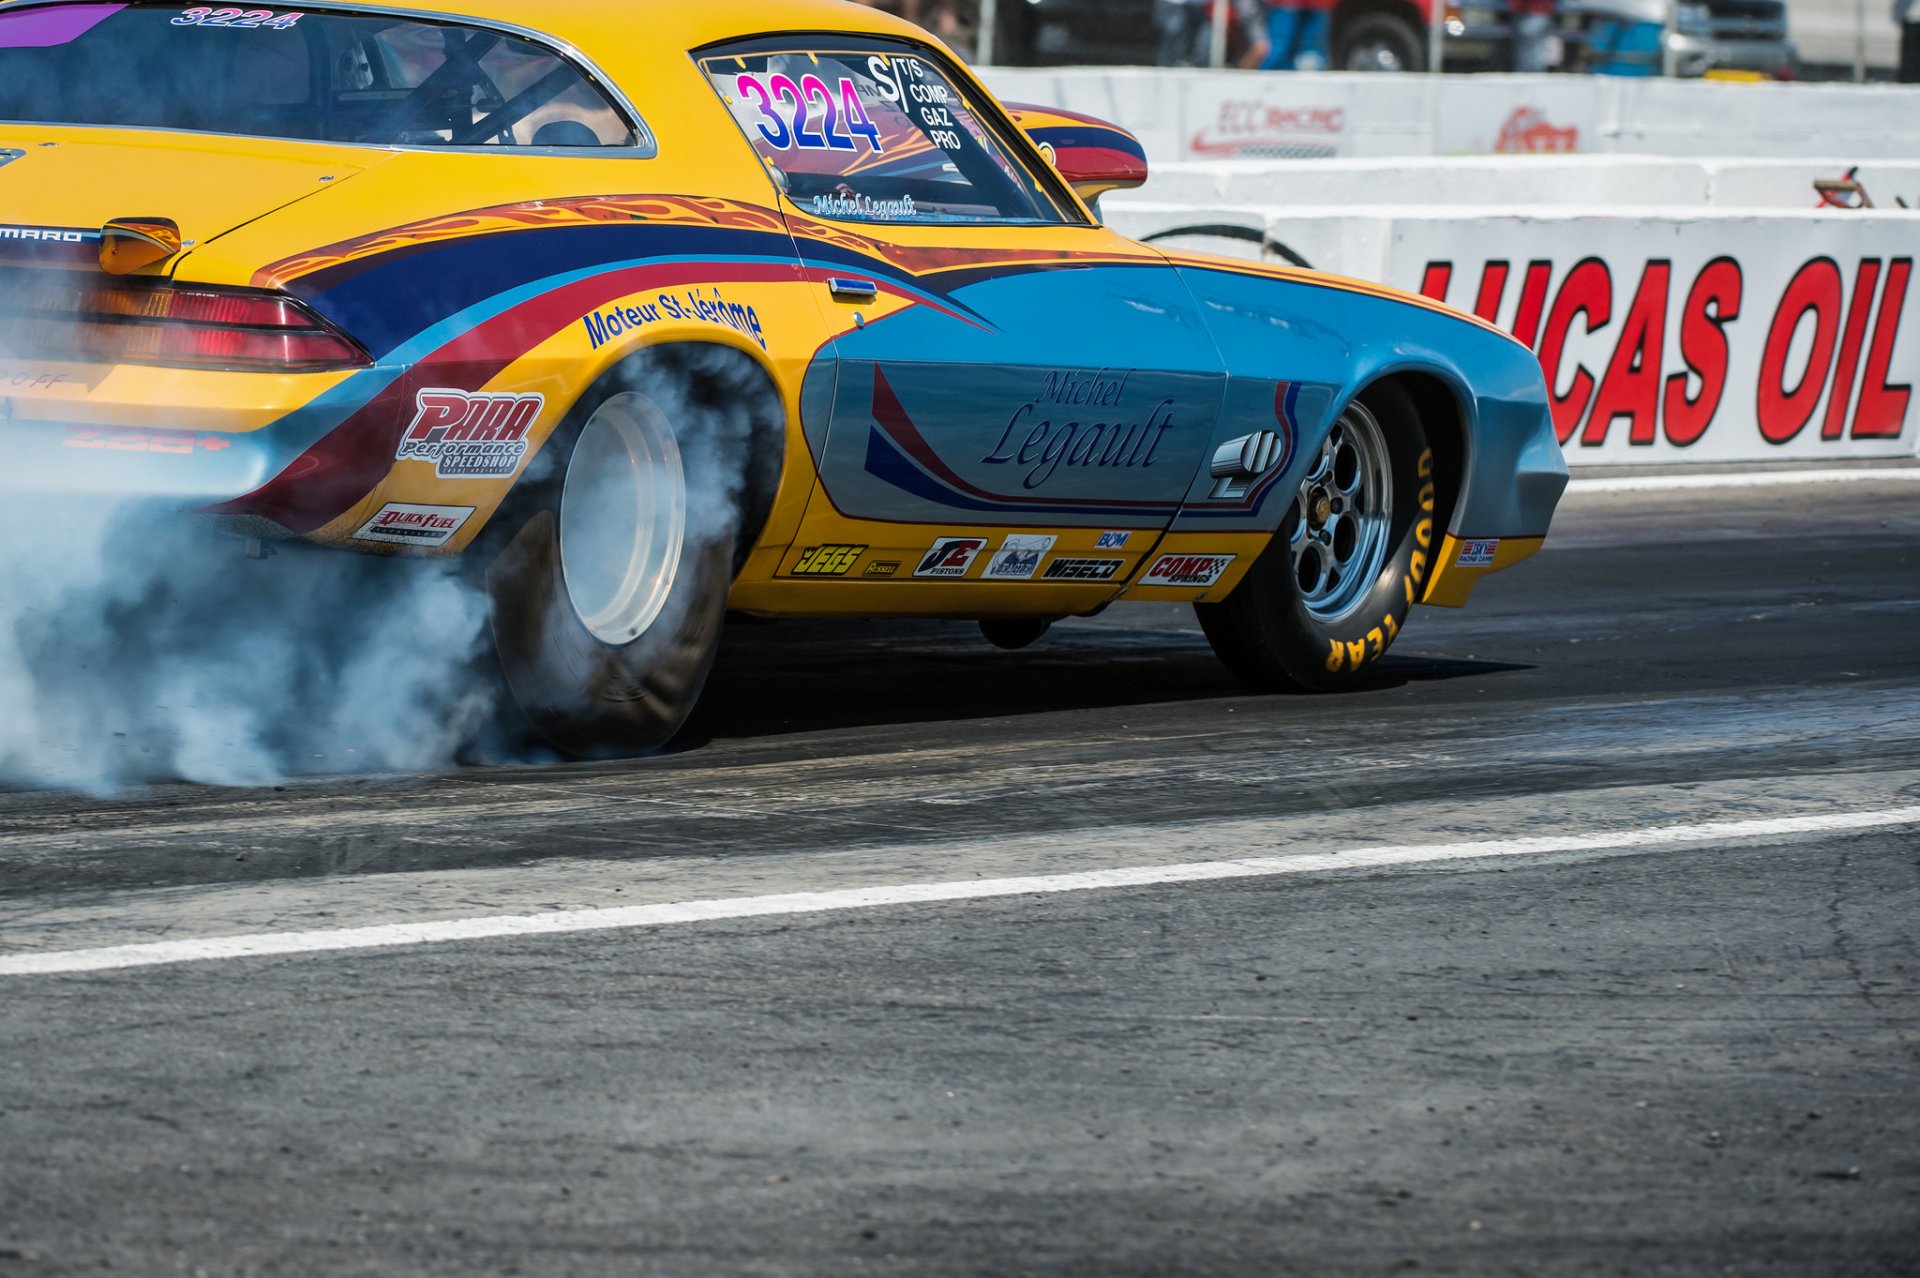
<box><xmin>558</xmin><ymin>391</ymin><xmax>686</xmax><ymax>646</ymax></box>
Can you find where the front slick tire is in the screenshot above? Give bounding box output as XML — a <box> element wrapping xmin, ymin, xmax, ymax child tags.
<box><xmin>1197</xmin><ymin>381</ymin><xmax>1436</xmax><ymax>692</ymax></box>
<box><xmin>486</xmin><ymin>367</ymin><xmax>738</xmax><ymax>759</ymax></box>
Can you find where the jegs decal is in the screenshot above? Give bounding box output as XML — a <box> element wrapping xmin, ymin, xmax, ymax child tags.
<box><xmin>395</xmin><ymin>388</ymin><xmax>544</xmax><ymax>479</ymax></box>
<box><xmin>790</xmin><ymin>544</ymin><xmax>866</xmax><ymax>576</ymax></box>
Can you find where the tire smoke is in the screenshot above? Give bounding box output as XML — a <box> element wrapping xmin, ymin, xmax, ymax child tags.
<box><xmin>0</xmin><ymin>496</ymin><xmax>495</xmax><ymax>793</ymax></box>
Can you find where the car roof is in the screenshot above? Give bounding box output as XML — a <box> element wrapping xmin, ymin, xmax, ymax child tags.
<box><xmin>383</xmin><ymin>0</ymin><xmax>918</xmax><ymax>53</ymax></box>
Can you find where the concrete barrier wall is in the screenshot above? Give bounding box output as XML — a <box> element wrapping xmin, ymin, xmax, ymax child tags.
<box><xmin>1118</xmin><ymin>157</ymin><xmax>1920</xmax><ymax>211</ymax></box>
<box><xmin>982</xmin><ymin>68</ymin><xmax>1920</xmax><ymax>163</ymax></box>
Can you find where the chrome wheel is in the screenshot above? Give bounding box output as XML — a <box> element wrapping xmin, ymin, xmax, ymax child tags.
<box><xmin>1289</xmin><ymin>400</ymin><xmax>1394</xmax><ymax>623</ymax></box>
<box><xmin>558</xmin><ymin>391</ymin><xmax>686</xmax><ymax>645</ymax></box>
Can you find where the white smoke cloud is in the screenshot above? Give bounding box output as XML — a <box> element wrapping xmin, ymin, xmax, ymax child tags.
<box><xmin>0</xmin><ymin>493</ymin><xmax>497</xmax><ymax>793</ymax></box>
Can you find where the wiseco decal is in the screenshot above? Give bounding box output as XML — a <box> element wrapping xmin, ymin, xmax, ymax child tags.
<box><xmin>1141</xmin><ymin>554</ymin><xmax>1235</xmax><ymax>587</ymax></box>
<box><xmin>396</xmin><ymin>389</ymin><xmax>544</xmax><ymax>479</ymax></box>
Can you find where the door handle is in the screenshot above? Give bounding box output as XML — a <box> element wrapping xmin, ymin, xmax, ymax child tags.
<box><xmin>827</xmin><ymin>277</ymin><xmax>879</xmax><ymax>303</ymax></box>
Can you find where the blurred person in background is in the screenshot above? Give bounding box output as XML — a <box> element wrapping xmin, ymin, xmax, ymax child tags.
<box><xmin>1509</xmin><ymin>0</ymin><xmax>1559</xmax><ymax>70</ymax></box>
<box><xmin>1900</xmin><ymin>0</ymin><xmax>1918</xmax><ymax>82</ymax></box>
<box><xmin>848</xmin><ymin>0</ymin><xmax>978</xmax><ymax>60</ymax></box>
<box><xmin>1156</xmin><ymin>0</ymin><xmax>1213</xmax><ymax>65</ymax></box>
<box><xmin>1259</xmin><ymin>0</ymin><xmax>1334</xmax><ymax>69</ymax></box>
<box><xmin>1236</xmin><ymin>0</ymin><xmax>1273</xmax><ymax>65</ymax></box>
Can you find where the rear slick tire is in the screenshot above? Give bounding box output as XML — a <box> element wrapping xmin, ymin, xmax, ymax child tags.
<box><xmin>1196</xmin><ymin>381</ymin><xmax>1435</xmax><ymax>692</ymax></box>
<box><xmin>485</xmin><ymin>377</ymin><xmax>736</xmax><ymax>758</ymax></box>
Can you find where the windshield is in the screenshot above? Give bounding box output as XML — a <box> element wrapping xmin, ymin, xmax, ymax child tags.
<box><xmin>0</xmin><ymin>3</ymin><xmax>638</xmax><ymax>149</ymax></box>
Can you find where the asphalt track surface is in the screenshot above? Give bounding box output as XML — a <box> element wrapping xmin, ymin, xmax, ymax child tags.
<box><xmin>2</xmin><ymin>475</ymin><xmax>1917</xmax><ymax>1276</ymax></box>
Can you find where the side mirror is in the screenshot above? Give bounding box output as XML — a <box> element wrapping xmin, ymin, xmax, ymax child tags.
<box><xmin>1003</xmin><ymin>103</ymin><xmax>1148</xmax><ymax>211</ymax></box>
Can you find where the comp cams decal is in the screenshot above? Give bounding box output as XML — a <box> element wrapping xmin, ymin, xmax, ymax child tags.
<box><xmin>915</xmin><ymin>537</ymin><xmax>986</xmax><ymax>578</ymax></box>
<box><xmin>981</xmin><ymin>535</ymin><xmax>1056</xmax><ymax>580</ymax></box>
<box><xmin>396</xmin><ymin>389</ymin><xmax>544</xmax><ymax>479</ymax></box>
<box><xmin>1141</xmin><ymin>554</ymin><xmax>1235</xmax><ymax>587</ymax></box>
<box><xmin>351</xmin><ymin>503</ymin><xmax>474</xmax><ymax>547</ymax></box>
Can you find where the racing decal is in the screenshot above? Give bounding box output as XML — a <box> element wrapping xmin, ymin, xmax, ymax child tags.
<box><xmin>983</xmin><ymin>369</ymin><xmax>1172</xmax><ymax>488</ymax></box>
<box><xmin>731</xmin><ymin>73</ymin><xmax>885</xmax><ymax>154</ymax></box>
<box><xmin>172</xmin><ymin>9</ymin><xmax>305</xmax><ymax>28</ymax></box>
<box><xmin>863</xmin><ymin>560</ymin><xmax>901</xmax><ymax>578</ymax></box>
<box><xmin>809</xmin><ymin>193</ymin><xmax>916</xmax><ymax>222</ymax></box>
<box><xmin>1095</xmin><ymin>530</ymin><xmax>1131</xmax><ymax>549</ymax></box>
<box><xmin>790</xmin><ymin>544</ymin><xmax>867</xmax><ymax>576</ymax></box>
<box><xmin>1456</xmin><ymin>538</ymin><xmax>1500</xmax><ymax>567</ymax></box>
<box><xmin>1188</xmin><ymin>101</ymin><xmax>1345</xmax><ymax>160</ymax></box>
<box><xmin>351</xmin><ymin>503</ymin><xmax>474</xmax><ymax>548</ymax></box>
<box><xmin>62</xmin><ymin>425</ymin><xmax>231</xmax><ymax>454</ymax></box>
<box><xmin>914</xmin><ymin>537</ymin><xmax>986</xmax><ymax>578</ymax></box>
<box><xmin>583</xmin><ymin>286</ymin><xmax>766</xmax><ymax>352</ymax></box>
<box><xmin>844</xmin><ymin>363</ymin><xmax>1218</xmax><ymax>523</ymax></box>
<box><xmin>0</xmin><ymin>225</ymin><xmax>90</xmax><ymax>243</ymax></box>
<box><xmin>1412</xmin><ymin>238</ymin><xmax>1915</xmax><ymax>457</ymax></box>
<box><xmin>396</xmin><ymin>389</ymin><xmax>544</xmax><ymax>479</ymax></box>
<box><xmin>1141</xmin><ymin>554</ymin><xmax>1235</xmax><ymax>587</ymax></box>
<box><xmin>0</xmin><ymin>224</ymin><xmax>101</xmax><ymax>266</ymax></box>
<box><xmin>1041</xmin><ymin>557</ymin><xmax>1122</xmax><ymax>581</ymax></box>
<box><xmin>980</xmin><ymin>534</ymin><xmax>1055</xmax><ymax>581</ymax></box>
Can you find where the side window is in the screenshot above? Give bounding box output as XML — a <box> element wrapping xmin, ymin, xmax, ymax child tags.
<box><xmin>697</xmin><ymin>42</ymin><xmax>1074</xmax><ymax>226</ymax></box>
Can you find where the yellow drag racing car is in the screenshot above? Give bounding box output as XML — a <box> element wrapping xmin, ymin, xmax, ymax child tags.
<box><xmin>0</xmin><ymin>0</ymin><xmax>1567</xmax><ymax>754</ymax></box>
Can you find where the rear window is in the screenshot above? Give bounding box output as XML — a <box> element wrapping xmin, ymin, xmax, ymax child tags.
<box><xmin>0</xmin><ymin>2</ymin><xmax>639</xmax><ymax>149</ymax></box>
<box><xmin>697</xmin><ymin>40</ymin><xmax>1075</xmax><ymax>226</ymax></box>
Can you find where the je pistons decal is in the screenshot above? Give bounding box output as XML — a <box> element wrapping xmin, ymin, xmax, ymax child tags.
<box><xmin>352</xmin><ymin>502</ymin><xmax>474</xmax><ymax>547</ymax></box>
<box><xmin>1141</xmin><ymin>554</ymin><xmax>1235</xmax><ymax>587</ymax></box>
<box><xmin>915</xmin><ymin>537</ymin><xmax>986</xmax><ymax>578</ymax></box>
<box><xmin>397</xmin><ymin>389</ymin><xmax>544</xmax><ymax>479</ymax></box>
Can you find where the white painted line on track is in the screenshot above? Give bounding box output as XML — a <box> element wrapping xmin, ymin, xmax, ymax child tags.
<box><xmin>1567</xmin><ymin>467</ymin><xmax>1920</xmax><ymax>494</ymax></box>
<box><xmin>6</xmin><ymin>806</ymin><xmax>1918</xmax><ymax>978</ymax></box>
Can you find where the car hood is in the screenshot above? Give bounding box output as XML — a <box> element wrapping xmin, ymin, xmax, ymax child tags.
<box><xmin>0</xmin><ymin>127</ymin><xmax>387</xmax><ymax>271</ymax></box>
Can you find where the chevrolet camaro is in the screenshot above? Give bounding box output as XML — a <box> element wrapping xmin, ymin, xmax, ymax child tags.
<box><xmin>0</xmin><ymin>0</ymin><xmax>1567</xmax><ymax>754</ymax></box>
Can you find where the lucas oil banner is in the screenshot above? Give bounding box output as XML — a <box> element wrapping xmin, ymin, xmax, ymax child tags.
<box><xmin>1394</xmin><ymin>217</ymin><xmax>1917</xmax><ymax>464</ymax></box>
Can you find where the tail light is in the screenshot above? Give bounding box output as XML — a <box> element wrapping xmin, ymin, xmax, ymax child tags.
<box><xmin>0</xmin><ymin>269</ymin><xmax>369</xmax><ymax>371</ymax></box>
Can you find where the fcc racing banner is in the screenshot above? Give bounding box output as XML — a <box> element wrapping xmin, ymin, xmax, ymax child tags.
<box><xmin>1393</xmin><ymin>217</ymin><xmax>1917</xmax><ymax>464</ymax></box>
